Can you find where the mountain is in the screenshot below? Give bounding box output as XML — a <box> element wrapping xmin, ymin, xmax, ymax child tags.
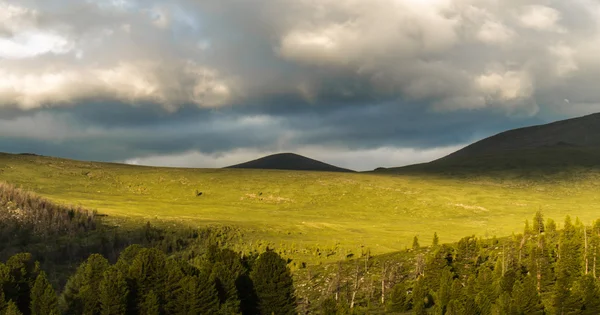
<box><xmin>226</xmin><ymin>153</ymin><xmax>355</xmax><ymax>172</ymax></box>
<box><xmin>378</xmin><ymin>113</ymin><xmax>600</xmax><ymax>173</ymax></box>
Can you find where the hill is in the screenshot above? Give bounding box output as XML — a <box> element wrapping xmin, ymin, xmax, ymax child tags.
<box><xmin>379</xmin><ymin>113</ymin><xmax>600</xmax><ymax>174</ymax></box>
<box><xmin>226</xmin><ymin>152</ymin><xmax>354</xmax><ymax>172</ymax></box>
<box><xmin>2</xmin><ymin>152</ymin><xmax>600</xmax><ymax>266</ymax></box>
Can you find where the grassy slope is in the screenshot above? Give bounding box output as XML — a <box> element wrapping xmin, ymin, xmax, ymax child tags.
<box><xmin>2</xmin><ymin>152</ymin><xmax>600</xmax><ymax>265</ymax></box>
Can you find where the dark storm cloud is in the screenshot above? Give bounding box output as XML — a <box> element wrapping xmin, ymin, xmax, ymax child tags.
<box><xmin>1</xmin><ymin>0</ymin><xmax>599</xmax><ymax>169</ymax></box>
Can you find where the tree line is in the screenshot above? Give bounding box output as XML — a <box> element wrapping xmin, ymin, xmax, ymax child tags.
<box><xmin>317</xmin><ymin>211</ymin><xmax>600</xmax><ymax>314</ymax></box>
<box><xmin>0</xmin><ymin>244</ymin><xmax>296</xmax><ymax>315</ymax></box>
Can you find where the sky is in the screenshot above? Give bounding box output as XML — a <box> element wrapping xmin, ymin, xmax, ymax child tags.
<box><xmin>1</xmin><ymin>0</ymin><xmax>600</xmax><ymax>171</ymax></box>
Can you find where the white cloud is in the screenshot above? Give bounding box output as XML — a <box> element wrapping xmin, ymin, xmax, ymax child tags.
<box><xmin>476</xmin><ymin>20</ymin><xmax>515</xmax><ymax>45</ymax></box>
<box><xmin>123</xmin><ymin>144</ymin><xmax>466</xmax><ymax>171</ymax></box>
<box><xmin>518</xmin><ymin>5</ymin><xmax>564</xmax><ymax>32</ymax></box>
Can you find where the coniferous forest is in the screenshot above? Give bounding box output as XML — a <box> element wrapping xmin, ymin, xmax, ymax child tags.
<box><xmin>4</xmin><ymin>182</ymin><xmax>600</xmax><ymax>314</ymax></box>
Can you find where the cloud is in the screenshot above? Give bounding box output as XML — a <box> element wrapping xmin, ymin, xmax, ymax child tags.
<box><xmin>123</xmin><ymin>145</ymin><xmax>466</xmax><ymax>172</ymax></box>
<box><xmin>1</xmin><ymin>0</ymin><xmax>600</xmax><ymax>169</ymax></box>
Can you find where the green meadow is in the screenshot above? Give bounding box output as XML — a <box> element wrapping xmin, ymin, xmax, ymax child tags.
<box><xmin>1</xmin><ymin>152</ymin><xmax>600</xmax><ymax>265</ymax></box>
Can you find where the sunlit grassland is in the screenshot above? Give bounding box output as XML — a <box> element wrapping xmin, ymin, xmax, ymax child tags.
<box><xmin>1</xmin><ymin>152</ymin><xmax>600</xmax><ymax>266</ymax></box>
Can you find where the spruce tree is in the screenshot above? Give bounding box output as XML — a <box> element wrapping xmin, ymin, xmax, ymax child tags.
<box><xmin>1</xmin><ymin>287</ymin><xmax>6</xmax><ymax>313</ymax></box>
<box><xmin>59</xmin><ymin>253</ymin><xmax>110</xmax><ymax>315</ymax></box>
<box><xmin>445</xmin><ymin>300</ymin><xmax>464</xmax><ymax>315</ymax></box>
<box><xmin>433</xmin><ymin>233</ymin><xmax>439</xmax><ymax>247</ymax></box>
<box><xmin>572</xmin><ymin>274</ymin><xmax>600</xmax><ymax>315</ymax></box>
<box><xmin>139</xmin><ymin>291</ymin><xmax>160</xmax><ymax>315</ymax></box>
<box><xmin>249</xmin><ymin>250</ymin><xmax>296</xmax><ymax>315</ymax></box>
<box><xmin>99</xmin><ymin>267</ymin><xmax>128</xmax><ymax>315</ymax></box>
<box><xmin>533</xmin><ymin>211</ymin><xmax>545</xmax><ymax>235</ymax></box>
<box><xmin>30</xmin><ymin>271</ymin><xmax>58</xmax><ymax>315</ymax></box>
<box><xmin>4</xmin><ymin>253</ymin><xmax>39</xmax><ymax>315</ymax></box>
<box><xmin>412</xmin><ymin>276</ymin><xmax>427</xmax><ymax>315</ymax></box>
<box><xmin>512</xmin><ymin>277</ymin><xmax>543</xmax><ymax>315</ymax></box>
<box><xmin>177</xmin><ymin>275</ymin><xmax>219</xmax><ymax>314</ymax></box>
<box><xmin>388</xmin><ymin>282</ymin><xmax>409</xmax><ymax>312</ymax></box>
<box><xmin>320</xmin><ymin>297</ymin><xmax>337</xmax><ymax>315</ymax></box>
<box><xmin>436</xmin><ymin>268</ymin><xmax>453</xmax><ymax>313</ymax></box>
<box><xmin>412</xmin><ymin>236</ymin><xmax>420</xmax><ymax>250</ymax></box>
<box><xmin>554</xmin><ymin>216</ymin><xmax>583</xmax><ymax>313</ymax></box>
<box><xmin>5</xmin><ymin>301</ymin><xmax>23</xmax><ymax>315</ymax></box>
<box><xmin>128</xmin><ymin>248</ymin><xmax>168</xmax><ymax>313</ymax></box>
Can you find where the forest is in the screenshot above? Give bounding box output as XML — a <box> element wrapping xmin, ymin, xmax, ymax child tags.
<box><xmin>3</xmin><ymin>182</ymin><xmax>600</xmax><ymax>314</ymax></box>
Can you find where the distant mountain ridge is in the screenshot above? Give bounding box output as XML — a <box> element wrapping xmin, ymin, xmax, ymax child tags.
<box><xmin>378</xmin><ymin>112</ymin><xmax>600</xmax><ymax>173</ymax></box>
<box><xmin>226</xmin><ymin>153</ymin><xmax>355</xmax><ymax>172</ymax></box>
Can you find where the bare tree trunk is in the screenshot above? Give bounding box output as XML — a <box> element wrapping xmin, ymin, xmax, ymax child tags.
<box><xmin>381</xmin><ymin>262</ymin><xmax>388</xmax><ymax>305</ymax></box>
<box><xmin>350</xmin><ymin>262</ymin><xmax>361</xmax><ymax>309</ymax></box>
<box><xmin>364</xmin><ymin>248</ymin><xmax>370</xmax><ymax>274</ymax></box>
<box><xmin>335</xmin><ymin>262</ymin><xmax>342</xmax><ymax>301</ymax></box>
<box><xmin>519</xmin><ymin>235</ymin><xmax>527</xmax><ymax>264</ymax></box>
<box><xmin>585</xmin><ymin>226</ymin><xmax>589</xmax><ymax>274</ymax></box>
<box><xmin>502</xmin><ymin>244</ymin><xmax>506</xmax><ymax>276</ymax></box>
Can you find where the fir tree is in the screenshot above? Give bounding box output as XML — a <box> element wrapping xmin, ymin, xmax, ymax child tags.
<box><xmin>388</xmin><ymin>282</ymin><xmax>409</xmax><ymax>312</ymax></box>
<box><xmin>30</xmin><ymin>271</ymin><xmax>58</xmax><ymax>315</ymax></box>
<box><xmin>5</xmin><ymin>301</ymin><xmax>23</xmax><ymax>315</ymax></box>
<box><xmin>412</xmin><ymin>276</ymin><xmax>427</xmax><ymax>315</ymax></box>
<box><xmin>177</xmin><ymin>274</ymin><xmax>220</xmax><ymax>315</ymax></box>
<box><xmin>445</xmin><ymin>300</ymin><xmax>464</xmax><ymax>315</ymax></box>
<box><xmin>554</xmin><ymin>216</ymin><xmax>583</xmax><ymax>313</ymax></box>
<box><xmin>139</xmin><ymin>291</ymin><xmax>160</xmax><ymax>315</ymax></box>
<box><xmin>99</xmin><ymin>267</ymin><xmax>128</xmax><ymax>315</ymax></box>
<box><xmin>128</xmin><ymin>248</ymin><xmax>168</xmax><ymax>313</ymax></box>
<box><xmin>512</xmin><ymin>277</ymin><xmax>543</xmax><ymax>315</ymax></box>
<box><xmin>1</xmin><ymin>287</ymin><xmax>6</xmax><ymax>313</ymax></box>
<box><xmin>433</xmin><ymin>233</ymin><xmax>439</xmax><ymax>247</ymax></box>
<box><xmin>533</xmin><ymin>211</ymin><xmax>545</xmax><ymax>235</ymax></box>
<box><xmin>4</xmin><ymin>253</ymin><xmax>39</xmax><ymax>315</ymax></box>
<box><xmin>59</xmin><ymin>253</ymin><xmax>110</xmax><ymax>315</ymax></box>
<box><xmin>320</xmin><ymin>297</ymin><xmax>337</xmax><ymax>315</ymax></box>
<box><xmin>475</xmin><ymin>292</ymin><xmax>492</xmax><ymax>315</ymax></box>
<box><xmin>572</xmin><ymin>274</ymin><xmax>600</xmax><ymax>315</ymax></box>
<box><xmin>412</xmin><ymin>236</ymin><xmax>420</xmax><ymax>250</ymax></box>
<box><xmin>249</xmin><ymin>250</ymin><xmax>296</xmax><ymax>315</ymax></box>
<box><xmin>436</xmin><ymin>268</ymin><xmax>453</xmax><ymax>313</ymax></box>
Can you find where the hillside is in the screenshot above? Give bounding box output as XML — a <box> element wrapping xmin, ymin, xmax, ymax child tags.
<box><xmin>379</xmin><ymin>113</ymin><xmax>600</xmax><ymax>174</ymax></box>
<box><xmin>226</xmin><ymin>152</ymin><xmax>354</xmax><ymax>172</ymax></box>
<box><xmin>2</xmin><ymin>152</ymin><xmax>600</xmax><ymax>267</ymax></box>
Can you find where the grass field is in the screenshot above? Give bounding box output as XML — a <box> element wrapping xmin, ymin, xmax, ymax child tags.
<box><xmin>2</xmin><ymin>152</ymin><xmax>600</xmax><ymax>265</ymax></box>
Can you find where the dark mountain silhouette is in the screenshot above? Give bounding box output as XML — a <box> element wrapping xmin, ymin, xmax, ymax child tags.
<box><xmin>377</xmin><ymin>113</ymin><xmax>600</xmax><ymax>173</ymax></box>
<box><xmin>226</xmin><ymin>153</ymin><xmax>355</xmax><ymax>172</ymax></box>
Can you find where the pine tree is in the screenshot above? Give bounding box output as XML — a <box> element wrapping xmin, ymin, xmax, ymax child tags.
<box><xmin>30</xmin><ymin>271</ymin><xmax>58</xmax><ymax>315</ymax></box>
<box><xmin>445</xmin><ymin>299</ymin><xmax>464</xmax><ymax>315</ymax></box>
<box><xmin>533</xmin><ymin>211</ymin><xmax>545</xmax><ymax>235</ymax></box>
<box><xmin>99</xmin><ymin>267</ymin><xmax>128</xmax><ymax>315</ymax></box>
<box><xmin>320</xmin><ymin>297</ymin><xmax>337</xmax><ymax>315</ymax></box>
<box><xmin>388</xmin><ymin>282</ymin><xmax>409</xmax><ymax>312</ymax></box>
<box><xmin>177</xmin><ymin>274</ymin><xmax>220</xmax><ymax>314</ymax></box>
<box><xmin>4</xmin><ymin>253</ymin><xmax>39</xmax><ymax>315</ymax></box>
<box><xmin>412</xmin><ymin>276</ymin><xmax>427</xmax><ymax>315</ymax></box>
<box><xmin>1</xmin><ymin>287</ymin><xmax>6</xmax><ymax>313</ymax></box>
<box><xmin>128</xmin><ymin>248</ymin><xmax>168</xmax><ymax>313</ymax></box>
<box><xmin>139</xmin><ymin>291</ymin><xmax>160</xmax><ymax>315</ymax></box>
<box><xmin>250</xmin><ymin>250</ymin><xmax>296</xmax><ymax>315</ymax></box>
<box><xmin>436</xmin><ymin>268</ymin><xmax>453</xmax><ymax>313</ymax></box>
<box><xmin>512</xmin><ymin>277</ymin><xmax>543</xmax><ymax>315</ymax></box>
<box><xmin>433</xmin><ymin>233</ymin><xmax>439</xmax><ymax>247</ymax></box>
<box><xmin>59</xmin><ymin>253</ymin><xmax>110</xmax><ymax>315</ymax></box>
<box><xmin>423</xmin><ymin>247</ymin><xmax>451</xmax><ymax>291</ymax></box>
<box><xmin>572</xmin><ymin>274</ymin><xmax>600</xmax><ymax>315</ymax></box>
<box><xmin>5</xmin><ymin>301</ymin><xmax>23</xmax><ymax>315</ymax></box>
<box><xmin>554</xmin><ymin>216</ymin><xmax>583</xmax><ymax>313</ymax></box>
<box><xmin>475</xmin><ymin>292</ymin><xmax>492</xmax><ymax>315</ymax></box>
<box><xmin>412</xmin><ymin>236</ymin><xmax>420</xmax><ymax>250</ymax></box>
